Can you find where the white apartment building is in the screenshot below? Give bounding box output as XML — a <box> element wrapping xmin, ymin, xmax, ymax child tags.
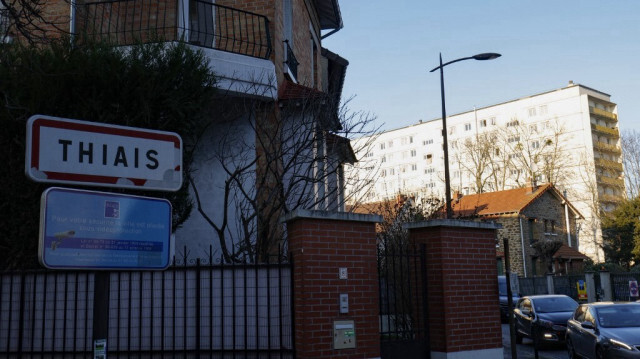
<box><xmin>348</xmin><ymin>82</ymin><xmax>624</xmax><ymax>261</ymax></box>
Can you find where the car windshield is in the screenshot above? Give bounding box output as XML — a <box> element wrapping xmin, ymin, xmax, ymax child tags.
<box><xmin>533</xmin><ymin>296</ymin><xmax>578</xmax><ymax>313</ymax></box>
<box><xmin>596</xmin><ymin>305</ymin><xmax>640</xmax><ymax>328</ymax></box>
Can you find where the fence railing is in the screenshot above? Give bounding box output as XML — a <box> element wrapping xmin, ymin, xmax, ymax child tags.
<box><xmin>76</xmin><ymin>0</ymin><xmax>272</xmax><ymax>59</ymax></box>
<box><xmin>0</xmin><ymin>255</ymin><xmax>293</xmax><ymax>357</ymax></box>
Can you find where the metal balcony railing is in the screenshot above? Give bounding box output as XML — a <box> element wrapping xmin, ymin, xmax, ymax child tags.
<box><xmin>593</xmin><ymin>141</ymin><xmax>622</xmax><ymax>155</ymax></box>
<box><xmin>590</xmin><ymin>106</ymin><xmax>618</xmax><ymax>121</ymax></box>
<box><xmin>599</xmin><ymin>193</ymin><xmax>623</xmax><ymax>203</ymax></box>
<box><xmin>596</xmin><ymin>175</ymin><xmax>625</xmax><ymax>189</ymax></box>
<box><xmin>591</xmin><ymin>123</ymin><xmax>620</xmax><ymax>137</ymax></box>
<box><xmin>594</xmin><ymin>157</ymin><xmax>624</xmax><ymax>172</ymax></box>
<box><xmin>77</xmin><ymin>0</ymin><xmax>272</xmax><ymax>59</ymax></box>
<box><xmin>283</xmin><ymin>40</ymin><xmax>298</xmax><ymax>80</ymax></box>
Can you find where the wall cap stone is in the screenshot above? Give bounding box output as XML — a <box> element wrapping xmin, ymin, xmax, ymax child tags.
<box><xmin>282</xmin><ymin>209</ymin><xmax>383</xmax><ymax>223</ymax></box>
<box><xmin>405</xmin><ymin>219</ymin><xmax>502</xmax><ymax>230</ymax></box>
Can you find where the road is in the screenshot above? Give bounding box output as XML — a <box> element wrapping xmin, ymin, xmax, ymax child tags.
<box><xmin>502</xmin><ymin>324</ymin><xmax>568</xmax><ymax>359</ymax></box>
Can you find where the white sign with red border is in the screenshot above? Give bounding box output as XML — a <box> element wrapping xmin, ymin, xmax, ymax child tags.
<box><xmin>26</xmin><ymin>115</ymin><xmax>183</xmax><ymax>191</ymax></box>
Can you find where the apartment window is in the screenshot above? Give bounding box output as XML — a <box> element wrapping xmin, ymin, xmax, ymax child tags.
<box><xmin>427</xmin><ymin>182</ymin><xmax>435</xmax><ymax>188</ymax></box>
<box><xmin>453</xmin><ymin>170</ymin><xmax>460</xmax><ymax>178</ymax></box>
<box><xmin>449</xmin><ymin>126</ymin><xmax>456</xmax><ymax>135</ymax></box>
<box><xmin>388</xmin><ymin>141</ymin><xmax>393</xmax><ymax>148</ymax></box>
<box><xmin>411</xmin><ymin>164</ymin><xmax>417</xmax><ymax>171</ymax></box>
<box><xmin>495</xmin><ymin>148</ymin><xmax>500</xmax><ymax>156</ymax></box>
<box><xmin>507</xmin><ymin>136</ymin><xmax>520</xmax><ymax>143</ymax></box>
<box><xmin>389</xmin><ymin>168</ymin><xmax>395</xmax><ymax>175</ymax></box>
<box><xmin>380</xmin><ymin>169</ymin><xmax>386</xmax><ymax>177</ymax></box>
<box><xmin>425</xmin><ymin>154</ymin><xmax>433</xmax><ymax>164</ymax></box>
<box><xmin>507</xmin><ymin>119</ymin><xmax>519</xmax><ymax>127</ymax></box>
<box><xmin>528</xmin><ymin>107</ymin><xmax>537</xmax><ymax>117</ymax></box>
<box><xmin>539</xmin><ymin>105</ymin><xmax>548</xmax><ymax>115</ymax></box>
<box><xmin>423</xmin><ymin>139</ymin><xmax>434</xmax><ymax>145</ymax></box>
<box><xmin>508</xmin><ymin>154</ymin><xmax>517</xmax><ymax>159</ymax></box>
<box><xmin>529</xmin><ymin>124</ymin><xmax>538</xmax><ymax>133</ymax></box>
<box><xmin>380</xmin><ymin>143</ymin><xmax>385</xmax><ymax>150</ymax></box>
<box><xmin>365</xmin><ymin>152</ymin><xmax>373</xmax><ymax>158</ymax></box>
<box><xmin>465</xmin><ymin>123</ymin><xmax>472</xmax><ymax>131</ymax></box>
<box><xmin>451</xmin><ymin>140</ymin><xmax>458</xmax><ymax>149</ymax></box>
<box><xmin>410</xmin><ymin>149</ymin><xmax>417</xmax><ymax>157</ymax></box>
<box><xmin>425</xmin><ymin>167</ymin><xmax>435</xmax><ymax>174</ymax></box>
<box><xmin>480</xmin><ymin>119</ymin><xmax>487</xmax><ymax>128</ymax></box>
<box><xmin>381</xmin><ymin>156</ymin><xmax>386</xmax><ymax>163</ymax></box>
<box><xmin>531</xmin><ymin>140</ymin><xmax>540</xmax><ymax>149</ymax></box>
<box><xmin>491</xmin><ymin>117</ymin><xmax>497</xmax><ymax>125</ymax></box>
<box><xmin>409</xmin><ymin>136</ymin><xmax>414</xmax><ymax>144</ymax></box>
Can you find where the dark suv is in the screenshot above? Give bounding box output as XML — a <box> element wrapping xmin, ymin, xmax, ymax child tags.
<box><xmin>499</xmin><ymin>275</ymin><xmax>520</xmax><ymax>322</ymax></box>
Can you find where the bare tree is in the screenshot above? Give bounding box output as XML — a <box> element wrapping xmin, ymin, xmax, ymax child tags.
<box><xmin>1</xmin><ymin>0</ymin><xmax>70</xmax><ymax>44</ymax></box>
<box><xmin>622</xmin><ymin>129</ymin><xmax>640</xmax><ymax>199</ymax></box>
<box><xmin>498</xmin><ymin>117</ymin><xmax>573</xmax><ymax>188</ymax></box>
<box><xmin>188</xmin><ymin>83</ymin><xmax>379</xmax><ymax>263</ymax></box>
<box><xmin>455</xmin><ymin>131</ymin><xmax>498</xmax><ymax>193</ymax></box>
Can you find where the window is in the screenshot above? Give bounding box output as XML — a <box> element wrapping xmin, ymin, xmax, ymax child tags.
<box><xmin>381</xmin><ymin>156</ymin><xmax>386</xmax><ymax>163</ymax></box>
<box><xmin>507</xmin><ymin>119</ymin><xmax>519</xmax><ymax>127</ymax></box>
<box><xmin>410</xmin><ymin>149</ymin><xmax>417</xmax><ymax>157</ymax></box>
<box><xmin>388</xmin><ymin>141</ymin><xmax>394</xmax><ymax>148</ymax></box>
<box><xmin>425</xmin><ymin>154</ymin><xmax>433</xmax><ymax>164</ymax></box>
<box><xmin>528</xmin><ymin>107</ymin><xmax>536</xmax><ymax>117</ymax></box>
<box><xmin>465</xmin><ymin>123</ymin><xmax>472</xmax><ymax>131</ymax></box>
<box><xmin>365</xmin><ymin>152</ymin><xmax>373</xmax><ymax>158</ymax></box>
<box><xmin>491</xmin><ymin>117</ymin><xmax>497</xmax><ymax>125</ymax></box>
<box><xmin>507</xmin><ymin>136</ymin><xmax>520</xmax><ymax>143</ymax></box>
<box><xmin>508</xmin><ymin>154</ymin><xmax>517</xmax><ymax>159</ymax></box>
<box><xmin>451</xmin><ymin>140</ymin><xmax>458</xmax><ymax>149</ymax></box>
<box><xmin>453</xmin><ymin>170</ymin><xmax>460</xmax><ymax>178</ymax></box>
<box><xmin>449</xmin><ymin>126</ymin><xmax>456</xmax><ymax>135</ymax></box>
<box><xmin>411</xmin><ymin>164</ymin><xmax>417</xmax><ymax>171</ymax></box>
<box><xmin>380</xmin><ymin>169</ymin><xmax>386</xmax><ymax>177</ymax></box>
<box><xmin>539</xmin><ymin>105</ymin><xmax>548</xmax><ymax>115</ymax></box>
<box><xmin>529</xmin><ymin>124</ymin><xmax>538</xmax><ymax>133</ymax></box>
<box><xmin>379</xmin><ymin>143</ymin><xmax>385</xmax><ymax>150</ymax></box>
<box><xmin>480</xmin><ymin>119</ymin><xmax>487</xmax><ymax>128</ymax></box>
<box><xmin>531</xmin><ymin>140</ymin><xmax>540</xmax><ymax>149</ymax></box>
<box><xmin>423</xmin><ymin>139</ymin><xmax>434</xmax><ymax>145</ymax></box>
<box><xmin>389</xmin><ymin>168</ymin><xmax>395</xmax><ymax>175</ymax></box>
<box><xmin>424</xmin><ymin>167</ymin><xmax>435</xmax><ymax>174</ymax></box>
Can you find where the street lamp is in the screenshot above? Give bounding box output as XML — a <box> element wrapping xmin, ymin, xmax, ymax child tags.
<box><xmin>429</xmin><ymin>52</ymin><xmax>501</xmax><ymax>219</ymax></box>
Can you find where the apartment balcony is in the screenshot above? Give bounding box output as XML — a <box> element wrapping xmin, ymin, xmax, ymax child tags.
<box><xmin>77</xmin><ymin>0</ymin><xmax>276</xmax><ymax>98</ymax></box>
<box><xmin>599</xmin><ymin>193</ymin><xmax>624</xmax><ymax>204</ymax></box>
<box><xmin>594</xmin><ymin>157</ymin><xmax>623</xmax><ymax>172</ymax></box>
<box><xmin>593</xmin><ymin>141</ymin><xmax>622</xmax><ymax>155</ymax></box>
<box><xmin>589</xmin><ymin>106</ymin><xmax>618</xmax><ymax>121</ymax></box>
<box><xmin>596</xmin><ymin>175</ymin><xmax>625</xmax><ymax>189</ymax></box>
<box><xmin>591</xmin><ymin>123</ymin><xmax>620</xmax><ymax>138</ymax></box>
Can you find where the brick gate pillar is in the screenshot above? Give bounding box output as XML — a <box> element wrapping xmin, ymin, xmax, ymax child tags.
<box><xmin>284</xmin><ymin>209</ymin><xmax>382</xmax><ymax>359</ymax></box>
<box><xmin>406</xmin><ymin>219</ymin><xmax>503</xmax><ymax>359</ymax></box>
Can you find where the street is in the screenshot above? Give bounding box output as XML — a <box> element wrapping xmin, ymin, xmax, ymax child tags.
<box><xmin>502</xmin><ymin>324</ymin><xmax>568</xmax><ymax>359</ymax></box>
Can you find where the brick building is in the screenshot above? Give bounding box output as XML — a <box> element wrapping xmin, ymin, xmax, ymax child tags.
<box><xmin>450</xmin><ymin>182</ymin><xmax>588</xmax><ymax>277</ymax></box>
<box><xmin>7</xmin><ymin>0</ymin><xmax>355</xmax><ymax>259</ymax></box>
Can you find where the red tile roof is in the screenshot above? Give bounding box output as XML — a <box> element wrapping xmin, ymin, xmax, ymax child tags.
<box><xmin>553</xmin><ymin>244</ymin><xmax>590</xmax><ymax>260</ymax></box>
<box><xmin>450</xmin><ymin>183</ymin><xmax>582</xmax><ymax>218</ymax></box>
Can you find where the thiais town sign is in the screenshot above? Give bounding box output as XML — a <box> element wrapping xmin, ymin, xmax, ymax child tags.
<box><xmin>26</xmin><ymin>115</ymin><xmax>183</xmax><ymax>191</ymax></box>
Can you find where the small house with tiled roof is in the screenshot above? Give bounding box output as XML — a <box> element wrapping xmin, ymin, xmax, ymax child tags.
<box><xmin>450</xmin><ymin>182</ymin><xmax>587</xmax><ymax>277</ymax></box>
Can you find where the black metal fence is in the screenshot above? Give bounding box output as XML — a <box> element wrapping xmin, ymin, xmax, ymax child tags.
<box><xmin>77</xmin><ymin>0</ymin><xmax>272</xmax><ymax>59</ymax></box>
<box><xmin>0</xmin><ymin>254</ymin><xmax>293</xmax><ymax>358</ymax></box>
<box><xmin>552</xmin><ymin>274</ymin><xmax>585</xmax><ymax>300</ymax></box>
<box><xmin>377</xmin><ymin>242</ymin><xmax>429</xmax><ymax>359</ymax></box>
<box><xmin>610</xmin><ymin>272</ymin><xmax>640</xmax><ymax>301</ymax></box>
<box><xmin>518</xmin><ymin>276</ymin><xmax>549</xmax><ymax>296</ymax></box>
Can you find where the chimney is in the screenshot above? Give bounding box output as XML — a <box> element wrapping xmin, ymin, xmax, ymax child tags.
<box><xmin>568</xmin><ymin>80</ymin><xmax>574</xmax><ymax>86</ymax></box>
<box><xmin>526</xmin><ymin>177</ymin><xmax>538</xmax><ymax>194</ymax></box>
<box><xmin>453</xmin><ymin>190</ymin><xmax>463</xmax><ymax>201</ymax></box>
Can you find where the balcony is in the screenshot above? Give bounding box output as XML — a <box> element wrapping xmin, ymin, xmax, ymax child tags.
<box><xmin>594</xmin><ymin>157</ymin><xmax>623</xmax><ymax>172</ymax></box>
<box><xmin>596</xmin><ymin>175</ymin><xmax>625</xmax><ymax>189</ymax></box>
<box><xmin>599</xmin><ymin>193</ymin><xmax>624</xmax><ymax>204</ymax></box>
<box><xmin>589</xmin><ymin>106</ymin><xmax>618</xmax><ymax>121</ymax></box>
<box><xmin>77</xmin><ymin>0</ymin><xmax>277</xmax><ymax>98</ymax></box>
<box><xmin>593</xmin><ymin>141</ymin><xmax>622</xmax><ymax>155</ymax></box>
<box><xmin>77</xmin><ymin>0</ymin><xmax>271</xmax><ymax>58</ymax></box>
<box><xmin>591</xmin><ymin>123</ymin><xmax>620</xmax><ymax>137</ymax></box>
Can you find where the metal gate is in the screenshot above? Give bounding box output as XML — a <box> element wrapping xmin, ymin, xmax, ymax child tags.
<box><xmin>378</xmin><ymin>242</ymin><xmax>430</xmax><ymax>359</ymax></box>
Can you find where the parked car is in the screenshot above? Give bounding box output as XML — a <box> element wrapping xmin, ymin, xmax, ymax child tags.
<box><xmin>566</xmin><ymin>302</ymin><xmax>640</xmax><ymax>359</ymax></box>
<box><xmin>499</xmin><ymin>275</ymin><xmax>520</xmax><ymax>322</ymax></box>
<box><xmin>513</xmin><ymin>294</ymin><xmax>579</xmax><ymax>345</ymax></box>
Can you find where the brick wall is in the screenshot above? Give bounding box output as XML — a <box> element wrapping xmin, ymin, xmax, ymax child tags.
<box><xmin>408</xmin><ymin>220</ymin><xmax>502</xmax><ymax>356</ymax></box>
<box><xmin>285</xmin><ymin>210</ymin><xmax>381</xmax><ymax>359</ymax></box>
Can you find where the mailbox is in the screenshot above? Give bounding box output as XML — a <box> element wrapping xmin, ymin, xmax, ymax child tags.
<box><xmin>333</xmin><ymin>320</ymin><xmax>356</xmax><ymax>349</ymax></box>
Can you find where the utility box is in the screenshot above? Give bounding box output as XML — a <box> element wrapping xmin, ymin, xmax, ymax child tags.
<box><xmin>333</xmin><ymin>320</ymin><xmax>356</xmax><ymax>349</ymax></box>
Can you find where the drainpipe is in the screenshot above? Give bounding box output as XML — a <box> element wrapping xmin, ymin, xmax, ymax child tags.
<box><xmin>519</xmin><ymin>216</ymin><xmax>528</xmax><ymax>277</ymax></box>
<box><xmin>69</xmin><ymin>0</ymin><xmax>76</xmax><ymax>43</ymax></box>
<box><xmin>564</xmin><ymin>190</ymin><xmax>572</xmax><ymax>247</ymax></box>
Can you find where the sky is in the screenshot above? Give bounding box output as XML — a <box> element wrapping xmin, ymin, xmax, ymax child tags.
<box><xmin>322</xmin><ymin>0</ymin><xmax>640</xmax><ymax>133</ymax></box>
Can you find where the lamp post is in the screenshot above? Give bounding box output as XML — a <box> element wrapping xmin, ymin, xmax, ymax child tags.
<box><xmin>429</xmin><ymin>52</ymin><xmax>501</xmax><ymax>219</ymax></box>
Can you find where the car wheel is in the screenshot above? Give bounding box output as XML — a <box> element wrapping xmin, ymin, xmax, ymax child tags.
<box><xmin>566</xmin><ymin>338</ymin><xmax>576</xmax><ymax>359</ymax></box>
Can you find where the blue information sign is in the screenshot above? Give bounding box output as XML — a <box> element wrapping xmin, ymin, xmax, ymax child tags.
<box><xmin>39</xmin><ymin>187</ymin><xmax>172</xmax><ymax>270</ymax></box>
